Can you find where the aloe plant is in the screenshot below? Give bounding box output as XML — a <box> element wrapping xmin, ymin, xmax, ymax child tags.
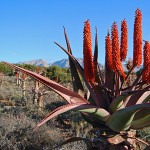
<box><xmin>21</xmin><ymin>73</ymin><xmax>27</xmax><ymax>100</ymax></box>
<box><xmin>3</xmin><ymin>8</ymin><xmax>150</xmax><ymax>149</ymax></box>
<box><xmin>32</xmin><ymin>67</ymin><xmax>50</xmax><ymax>110</ymax></box>
<box><xmin>0</xmin><ymin>72</ymin><xmax>4</xmax><ymax>87</ymax></box>
<box><xmin>15</xmin><ymin>71</ymin><xmax>21</xmax><ymax>87</ymax></box>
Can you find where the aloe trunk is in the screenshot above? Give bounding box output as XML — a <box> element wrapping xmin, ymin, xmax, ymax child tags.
<box><xmin>0</xmin><ymin>72</ymin><xmax>4</xmax><ymax>87</ymax></box>
<box><xmin>16</xmin><ymin>72</ymin><xmax>21</xmax><ymax>87</ymax></box>
<box><xmin>37</xmin><ymin>92</ymin><xmax>44</xmax><ymax>110</ymax></box>
<box><xmin>33</xmin><ymin>80</ymin><xmax>39</xmax><ymax>105</ymax></box>
<box><xmin>21</xmin><ymin>78</ymin><xmax>26</xmax><ymax>99</ymax></box>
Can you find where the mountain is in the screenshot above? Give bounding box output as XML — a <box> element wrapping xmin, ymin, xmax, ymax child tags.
<box><xmin>18</xmin><ymin>59</ymin><xmax>49</xmax><ymax>67</ymax></box>
<box><xmin>18</xmin><ymin>58</ymin><xmax>84</xmax><ymax>68</ymax></box>
<box><xmin>50</xmin><ymin>58</ymin><xmax>83</xmax><ymax>68</ymax></box>
<box><xmin>17</xmin><ymin>58</ymin><xmax>141</xmax><ymax>71</ymax></box>
<box><xmin>50</xmin><ymin>58</ymin><xmax>69</xmax><ymax>68</ymax></box>
<box><xmin>17</xmin><ymin>58</ymin><xmax>142</xmax><ymax>73</ymax></box>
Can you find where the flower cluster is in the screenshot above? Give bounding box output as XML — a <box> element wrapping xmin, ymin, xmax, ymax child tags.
<box><xmin>133</xmin><ymin>9</ymin><xmax>142</xmax><ymax>67</ymax></box>
<box><xmin>111</xmin><ymin>22</ymin><xmax>121</xmax><ymax>71</ymax></box>
<box><xmin>105</xmin><ymin>32</ymin><xmax>113</xmax><ymax>70</ymax></box>
<box><xmin>120</xmin><ymin>19</ymin><xmax>128</xmax><ymax>61</ymax></box>
<box><xmin>143</xmin><ymin>41</ymin><xmax>150</xmax><ymax>83</ymax></box>
<box><xmin>83</xmin><ymin>20</ymin><xmax>95</xmax><ymax>83</ymax></box>
<box><xmin>111</xmin><ymin>23</ymin><xmax>126</xmax><ymax>78</ymax></box>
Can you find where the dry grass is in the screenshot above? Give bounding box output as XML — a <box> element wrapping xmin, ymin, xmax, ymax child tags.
<box><xmin>0</xmin><ymin>75</ymin><xmax>92</xmax><ymax>150</ymax></box>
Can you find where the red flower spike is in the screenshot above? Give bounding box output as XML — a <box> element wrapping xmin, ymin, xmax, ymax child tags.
<box><xmin>120</xmin><ymin>19</ymin><xmax>128</xmax><ymax>61</ymax></box>
<box><xmin>83</xmin><ymin>20</ymin><xmax>95</xmax><ymax>83</ymax></box>
<box><xmin>111</xmin><ymin>22</ymin><xmax>126</xmax><ymax>78</ymax></box>
<box><xmin>142</xmin><ymin>41</ymin><xmax>150</xmax><ymax>83</ymax></box>
<box><xmin>105</xmin><ymin>31</ymin><xmax>113</xmax><ymax>70</ymax></box>
<box><xmin>133</xmin><ymin>9</ymin><xmax>142</xmax><ymax>67</ymax></box>
<box><xmin>111</xmin><ymin>22</ymin><xmax>121</xmax><ymax>72</ymax></box>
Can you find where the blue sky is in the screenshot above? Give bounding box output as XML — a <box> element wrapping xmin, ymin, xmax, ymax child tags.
<box><xmin>0</xmin><ymin>0</ymin><xmax>149</xmax><ymax>64</ymax></box>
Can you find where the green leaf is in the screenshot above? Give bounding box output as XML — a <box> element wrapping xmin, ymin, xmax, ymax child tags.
<box><xmin>106</xmin><ymin>103</ymin><xmax>150</xmax><ymax>132</ymax></box>
<box><xmin>131</xmin><ymin>114</ymin><xmax>150</xmax><ymax>129</ymax></box>
<box><xmin>79</xmin><ymin>107</ymin><xmax>110</xmax><ymax>122</ymax></box>
<box><xmin>109</xmin><ymin>94</ymin><xmax>127</xmax><ymax>113</ymax></box>
<box><xmin>81</xmin><ymin>113</ymin><xmax>106</xmax><ymax>128</ymax></box>
<box><xmin>133</xmin><ymin>106</ymin><xmax>150</xmax><ymax>120</ymax></box>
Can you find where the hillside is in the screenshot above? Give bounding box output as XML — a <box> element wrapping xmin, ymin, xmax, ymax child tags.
<box><xmin>18</xmin><ymin>58</ymin><xmax>83</xmax><ymax>68</ymax></box>
<box><xmin>18</xmin><ymin>59</ymin><xmax>49</xmax><ymax>67</ymax></box>
<box><xmin>17</xmin><ymin>58</ymin><xmax>105</xmax><ymax>69</ymax></box>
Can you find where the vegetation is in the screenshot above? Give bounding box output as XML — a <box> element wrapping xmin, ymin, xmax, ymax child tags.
<box><xmin>15</xmin><ymin>64</ymin><xmax>71</xmax><ymax>83</ymax></box>
<box><xmin>0</xmin><ymin>76</ymin><xmax>90</xmax><ymax>150</ymax></box>
<box><xmin>1</xmin><ymin>8</ymin><xmax>150</xmax><ymax>150</ymax></box>
<box><xmin>0</xmin><ymin>62</ymin><xmax>13</xmax><ymax>75</ymax></box>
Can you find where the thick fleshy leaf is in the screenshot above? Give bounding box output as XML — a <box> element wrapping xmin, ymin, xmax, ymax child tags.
<box><xmin>109</xmin><ymin>90</ymin><xmax>150</xmax><ymax>112</ymax></box>
<box><xmin>52</xmin><ymin>137</ymin><xmax>93</xmax><ymax>150</ymax></box>
<box><xmin>93</xmin><ymin>28</ymin><xmax>104</xmax><ymax>86</ymax></box>
<box><xmin>34</xmin><ymin>103</ymin><xmax>97</xmax><ymax>130</ymax></box>
<box><xmin>125</xmin><ymin>91</ymin><xmax>150</xmax><ymax>106</ymax></box>
<box><xmin>133</xmin><ymin>106</ymin><xmax>150</xmax><ymax>120</ymax></box>
<box><xmin>104</xmin><ymin>31</ymin><xmax>115</xmax><ymax>96</ymax></box>
<box><xmin>54</xmin><ymin>42</ymin><xmax>107</xmax><ymax>107</ymax></box>
<box><xmin>64</xmin><ymin>27</ymin><xmax>84</xmax><ymax>97</ymax></box>
<box><xmin>136</xmin><ymin>91</ymin><xmax>150</xmax><ymax>104</ymax></box>
<box><xmin>129</xmin><ymin>63</ymin><xmax>150</xmax><ymax>91</ymax></box>
<box><xmin>115</xmin><ymin>73</ymin><xmax>122</xmax><ymax>97</ymax></box>
<box><xmin>109</xmin><ymin>94</ymin><xmax>127</xmax><ymax>113</ymax></box>
<box><xmin>131</xmin><ymin>114</ymin><xmax>150</xmax><ymax>129</ymax></box>
<box><xmin>3</xmin><ymin>62</ymin><xmax>88</xmax><ymax>104</ymax></box>
<box><xmin>104</xmin><ymin>56</ymin><xmax>114</xmax><ymax>98</ymax></box>
<box><xmin>120</xmin><ymin>66</ymin><xmax>134</xmax><ymax>90</ymax></box>
<box><xmin>106</xmin><ymin>103</ymin><xmax>150</xmax><ymax>132</ymax></box>
<box><xmin>143</xmin><ymin>94</ymin><xmax>150</xmax><ymax>102</ymax></box>
<box><xmin>94</xmin><ymin>28</ymin><xmax>98</xmax><ymax>63</ymax></box>
<box><xmin>79</xmin><ymin>107</ymin><xmax>110</xmax><ymax>122</ymax></box>
<box><xmin>81</xmin><ymin>113</ymin><xmax>106</xmax><ymax>128</ymax></box>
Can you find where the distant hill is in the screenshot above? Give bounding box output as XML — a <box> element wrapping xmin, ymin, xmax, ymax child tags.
<box><xmin>18</xmin><ymin>58</ymin><xmax>84</xmax><ymax>68</ymax></box>
<box><xmin>18</xmin><ymin>59</ymin><xmax>49</xmax><ymax>67</ymax></box>
<box><xmin>50</xmin><ymin>58</ymin><xmax>83</xmax><ymax>68</ymax></box>
<box><xmin>18</xmin><ymin>58</ymin><xmax>141</xmax><ymax>71</ymax></box>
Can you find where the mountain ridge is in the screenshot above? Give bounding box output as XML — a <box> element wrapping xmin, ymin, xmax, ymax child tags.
<box><xmin>18</xmin><ymin>59</ymin><xmax>49</xmax><ymax>67</ymax></box>
<box><xmin>17</xmin><ymin>58</ymin><xmax>84</xmax><ymax>68</ymax></box>
<box><xmin>17</xmin><ymin>58</ymin><xmax>142</xmax><ymax>72</ymax></box>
